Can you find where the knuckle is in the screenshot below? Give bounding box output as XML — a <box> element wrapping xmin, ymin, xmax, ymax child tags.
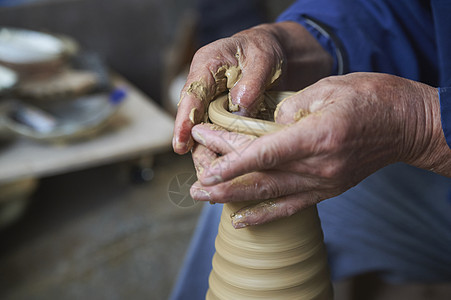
<box><xmin>256</xmin><ymin>144</ymin><xmax>279</xmax><ymax>169</ymax></box>
<box><xmin>317</xmin><ymin>76</ymin><xmax>353</xmax><ymax>95</ymax></box>
<box><xmin>356</xmin><ymin>77</ymin><xmax>379</xmax><ymax>93</ymax></box>
<box><xmin>212</xmin><ymin>188</ymin><xmax>227</xmax><ymax>202</ymax></box>
<box><xmin>283</xmin><ymin>202</ymin><xmax>299</xmax><ymax>217</ymax></box>
<box><xmin>316</xmin><ymin>76</ymin><xmax>339</xmax><ymax>89</ymax></box>
<box><xmin>256</xmin><ymin>178</ymin><xmax>279</xmax><ymax>199</ymax></box>
<box><xmin>317</xmin><ymin>76</ymin><xmax>333</xmax><ymax>86</ymax></box>
<box><xmin>319</xmin><ymin>164</ymin><xmax>340</xmax><ymax>179</ymax></box>
<box><xmin>193</xmin><ymin>44</ymin><xmax>211</xmax><ymax>60</ymax></box>
<box><xmin>319</xmin><ymin>159</ymin><xmax>348</xmax><ymax>181</ymax></box>
<box><xmin>320</xmin><ymin>136</ymin><xmax>343</xmax><ymax>157</ymax></box>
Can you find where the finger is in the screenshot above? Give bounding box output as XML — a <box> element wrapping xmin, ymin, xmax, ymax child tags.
<box><xmin>229</xmin><ymin>45</ymin><xmax>283</xmax><ymax>117</ymax></box>
<box><xmin>191</xmin><ymin>143</ymin><xmax>217</xmax><ymax>178</ymax></box>
<box><xmin>173</xmin><ymin>45</ymin><xmax>237</xmax><ymax>154</ymax></box>
<box><xmin>199</xmin><ymin>117</ymin><xmax>326</xmax><ymax>186</ymax></box>
<box><xmin>190</xmin><ymin>170</ymin><xmax>319</xmax><ymax>203</ymax></box>
<box><xmin>173</xmin><ymin>94</ymin><xmax>204</xmax><ymax>154</ymax></box>
<box><xmin>230</xmin><ymin>191</ymin><xmax>322</xmax><ymax>229</ymax></box>
<box><xmin>274</xmin><ymin>81</ymin><xmax>333</xmax><ymax>125</ymax></box>
<box><xmin>191</xmin><ymin>123</ymin><xmax>256</xmax><ymax>155</ymax></box>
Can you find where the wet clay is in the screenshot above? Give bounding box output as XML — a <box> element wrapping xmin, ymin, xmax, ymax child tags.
<box><xmin>225</xmin><ymin>65</ymin><xmax>242</xmax><ymax>89</ymax></box>
<box><xmin>217</xmin><ymin>64</ymin><xmax>242</xmax><ymax>112</ymax></box>
<box><xmin>182</xmin><ymin>55</ymin><xmax>282</xmax><ymax>117</ymax></box>
<box><xmin>189</xmin><ymin>108</ymin><xmax>198</xmax><ymax>124</ymax></box>
<box><xmin>273</xmin><ymin>87</ymin><xmax>311</xmax><ymax>121</ymax></box>
<box><xmin>206</xmin><ymin>91</ymin><xmax>333</xmax><ymax>300</ymax></box>
<box><xmin>186</xmin><ymin>80</ymin><xmax>209</xmax><ymax>103</ymax></box>
<box><xmin>228</xmin><ymin>93</ymin><xmax>240</xmax><ymax>112</ymax></box>
<box><xmin>230</xmin><ymin>199</ymin><xmax>277</xmax><ymax>227</ymax></box>
<box><xmin>181</xmin><ymin>70</ymin><xmax>227</xmax><ymax>109</ymax></box>
<box><xmin>269</xmin><ymin>60</ymin><xmax>283</xmax><ymax>86</ymax></box>
<box><xmin>293</xmin><ymin>108</ymin><xmax>310</xmax><ymax>122</ymax></box>
<box><xmin>179</xmin><ymin>65</ymin><xmax>237</xmax><ymax>113</ymax></box>
<box><xmin>208</xmin><ymin>94</ymin><xmax>284</xmax><ymax>136</ymax></box>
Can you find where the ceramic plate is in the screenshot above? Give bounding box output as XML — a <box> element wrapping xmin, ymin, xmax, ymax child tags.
<box><xmin>0</xmin><ymin>27</ymin><xmax>68</xmax><ymax>64</ymax></box>
<box><xmin>0</xmin><ymin>64</ymin><xmax>18</xmax><ymax>92</ymax></box>
<box><xmin>3</xmin><ymin>88</ymin><xmax>127</xmax><ymax>143</ymax></box>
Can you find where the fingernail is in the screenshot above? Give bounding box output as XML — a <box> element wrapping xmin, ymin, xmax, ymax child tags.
<box><xmin>176</xmin><ymin>142</ymin><xmax>188</xmax><ymax>153</ymax></box>
<box><xmin>189</xmin><ymin>108</ymin><xmax>197</xmax><ymax>124</ymax></box>
<box><xmin>173</xmin><ymin>136</ymin><xmax>187</xmax><ymax>152</ymax></box>
<box><xmin>231</xmin><ymin>212</ymin><xmax>247</xmax><ymax>229</ymax></box>
<box><xmin>190</xmin><ymin>186</ymin><xmax>211</xmax><ymax>201</ymax></box>
<box><xmin>232</xmin><ymin>222</ymin><xmax>248</xmax><ymax>229</ymax></box>
<box><xmin>191</xmin><ymin>129</ymin><xmax>206</xmax><ymax>144</ymax></box>
<box><xmin>191</xmin><ymin>181</ymin><xmax>201</xmax><ymax>189</ymax></box>
<box><xmin>201</xmin><ymin>174</ymin><xmax>222</xmax><ymax>185</ymax></box>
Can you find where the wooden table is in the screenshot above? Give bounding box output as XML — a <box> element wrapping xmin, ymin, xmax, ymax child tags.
<box><xmin>0</xmin><ymin>77</ymin><xmax>174</xmax><ymax>184</ymax></box>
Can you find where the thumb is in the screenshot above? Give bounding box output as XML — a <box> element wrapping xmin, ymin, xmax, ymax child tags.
<box><xmin>274</xmin><ymin>86</ymin><xmax>320</xmax><ymax>125</ymax></box>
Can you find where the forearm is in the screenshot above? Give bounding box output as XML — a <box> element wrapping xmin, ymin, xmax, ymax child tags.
<box><xmin>414</xmin><ymin>91</ymin><xmax>451</xmax><ymax>177</ymax></box>
<box><xmin>254</xmin><ymin>22</ymin><xmax>333</xmax><ymax>90</ymax></box>
<box><xmin>403</xmin><ymin>84</ymin><xmax>451</xmax><ymax>177</ymax></box>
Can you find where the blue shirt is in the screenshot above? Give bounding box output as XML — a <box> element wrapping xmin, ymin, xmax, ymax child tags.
<box><xmin>278</xmin><ymin>0</ymin><xmax>451</xmax><ymax>149</ymax></box>
<box><xmin>169</xmin><ymin>3</ymin><xmax>451</xmax><ymax>297</ymax></box>
<box><xmin>278</xmin><ymin>0</ymin><xmax>451</xmax><ymax>283</ymax></box>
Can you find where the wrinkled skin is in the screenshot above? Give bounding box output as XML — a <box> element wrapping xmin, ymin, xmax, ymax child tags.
<box><xmin>173</xmin><ymin>22</ymin><xmax>451</xmax><ymax>228</ymax></box>
<box><xmin>173</xmin><ymin>22</ymin><xmax>332</xmax><ymax>154</ymax></box>
<box><xmin>189</xmin><ymin>73</ymin><xmax>451</xmax><ymax>228</ymax></box>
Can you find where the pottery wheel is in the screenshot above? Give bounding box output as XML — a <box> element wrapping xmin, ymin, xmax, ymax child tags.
<box><xmin>205</xmin><ymin>92</ymin><xmax>333</xmax><ymax>300</ymax></box>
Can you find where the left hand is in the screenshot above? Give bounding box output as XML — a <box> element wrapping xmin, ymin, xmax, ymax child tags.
<box><xmin>190</xmin><ymin>72</ymin><xmax>451</xmax><ymax>228</ymax></box>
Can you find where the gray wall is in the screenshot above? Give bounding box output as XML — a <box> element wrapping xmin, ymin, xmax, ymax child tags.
<box><xmin>0</xmin><ymin>0</ymin><xmax>196</xmax><ymax>103</ymax></box>
<box><xmin>0</xmin><ymin>0</ymin><xmax>292</xmax><ymax>104</ymax></box>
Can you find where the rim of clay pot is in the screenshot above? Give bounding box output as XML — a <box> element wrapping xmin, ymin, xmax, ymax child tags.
<box><xmin>208</xmin><ymin>91</ymin><xmax>295</xmax><ymax>136</ymax></box>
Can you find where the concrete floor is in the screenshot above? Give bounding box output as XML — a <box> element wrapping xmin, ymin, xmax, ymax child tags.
<box><xmin>0</xmin><ymin>152</ymin><xmax>202</xmax><ymax>300</ymax></box>
<box><xmin>2</xmin><ymin>153</ymin><xmax>451</xmax><ymax>300</ymax></box>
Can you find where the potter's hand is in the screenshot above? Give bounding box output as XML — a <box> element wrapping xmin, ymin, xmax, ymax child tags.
<box><xmin>190</xmin><ymin>73</ymin><xmax>451</xmax><ymax>228</ymax></box>
<box><xmin>173</xmin><ymin>22</ymin><xmax>333</xmax><ymax>154</ymax></box>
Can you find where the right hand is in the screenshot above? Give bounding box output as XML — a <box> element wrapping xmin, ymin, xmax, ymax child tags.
<box><xmin>173</xmin><ymin>22</ymin><xmax>333</xmax><ymax>154</ymax></box>
<box><xmin>189</xmin><ymin>73</ymin><xmax>451</xmax><ymax>227</ymax></box>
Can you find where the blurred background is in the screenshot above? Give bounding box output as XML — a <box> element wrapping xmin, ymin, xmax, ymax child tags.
<box><xmin>0</xmin><ymin>0</ymin><xmax>292</xmax><ymax>299</ymax></box>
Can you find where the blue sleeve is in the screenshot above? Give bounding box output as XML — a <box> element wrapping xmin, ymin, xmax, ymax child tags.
<box><xmin>431</xmin><ymin>1</ymin><xmax>451</xmax><ymax>149</ymax></box>
<box><xmin>276</xmin><ymin>14</ymin><xmax>344</xmax><ymax>75</ymax></box>
<box><xmin>276</xmin><ymin>0</ymin><xmax>438</xmax><ymax>86</ymax></box>
<box><xmin>439</xmin><ymin>88</ymin><xmax>451</xmax><ymax>148</ymax></box>
<box><xmin>278</xmin><ymin>0</ymin><xmax>451</xmax><ymax>149</ymax></box>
